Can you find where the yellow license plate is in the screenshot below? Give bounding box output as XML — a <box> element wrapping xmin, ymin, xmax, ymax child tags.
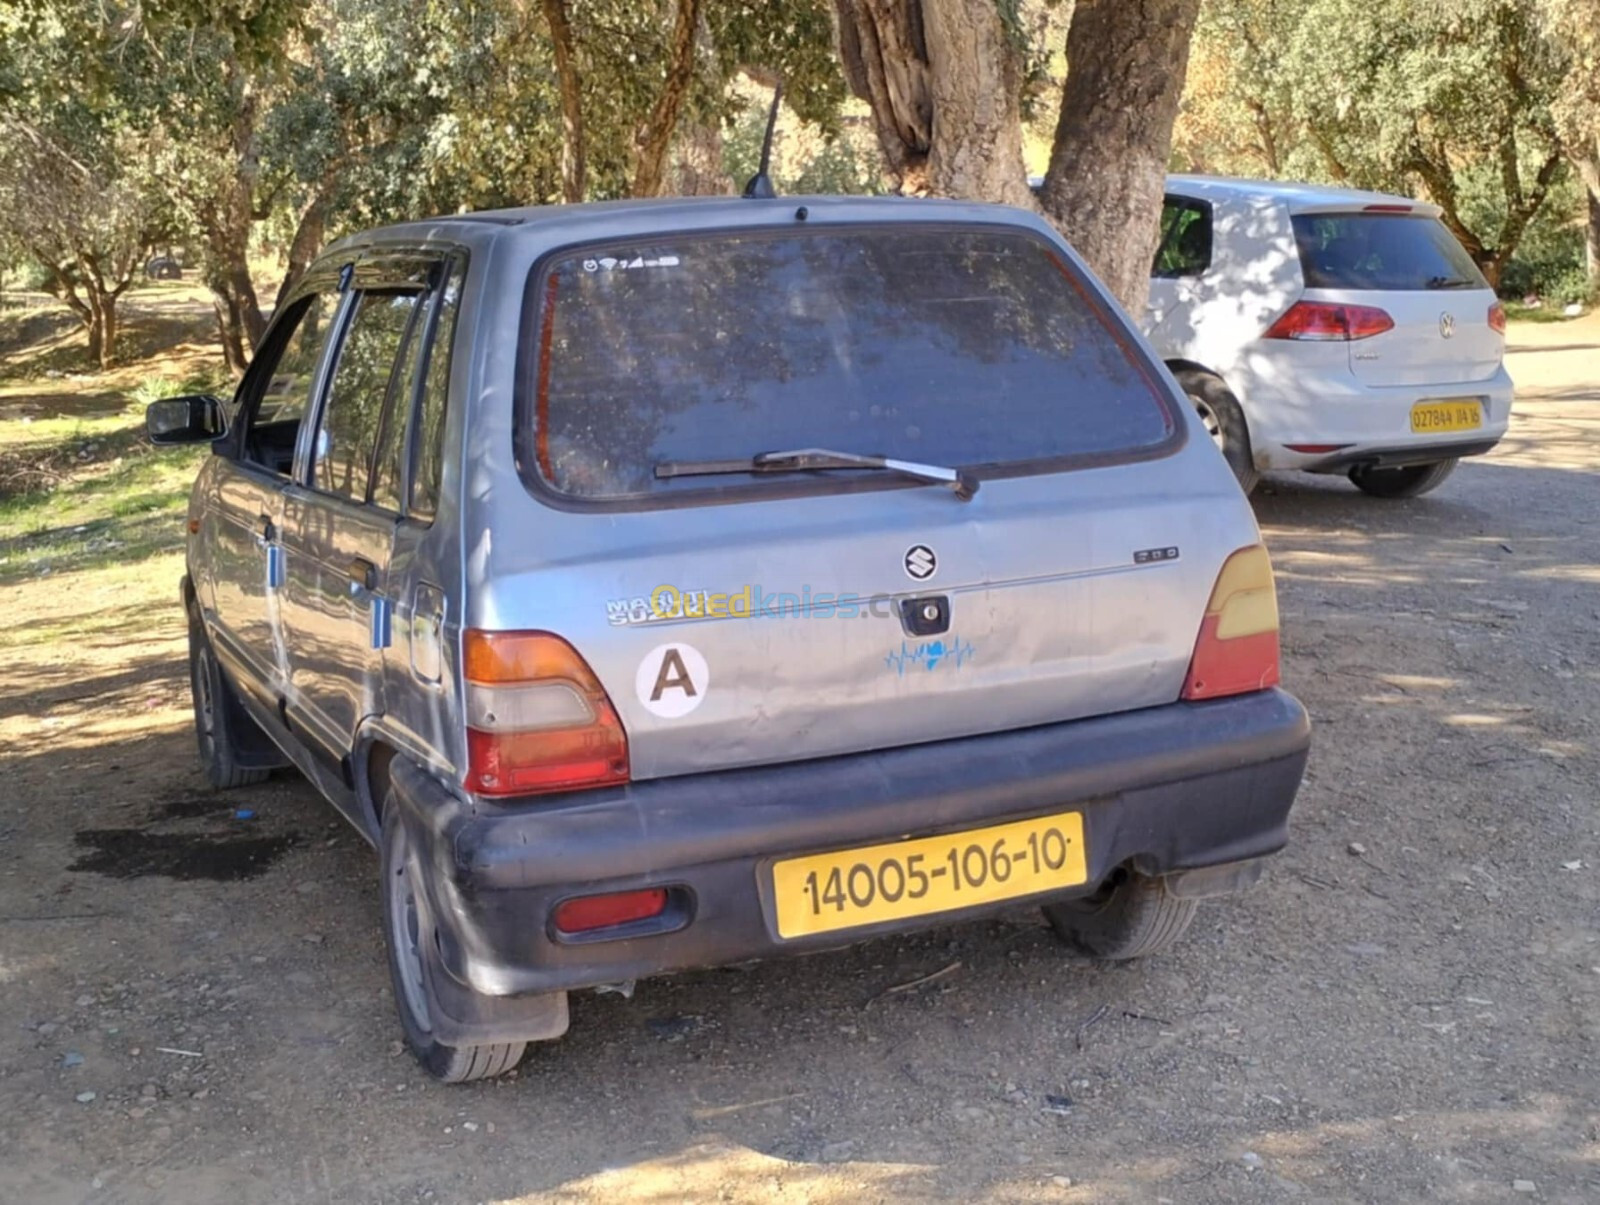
<box><xmin>1411</xmin><ymin>400</ymin><xmax>1483</xmax><ymax>433</ymax></box>
<box><xmin>771</xmin><ymin>811</ymin><xmax>1088</xmax><ymax>939</ymax></box>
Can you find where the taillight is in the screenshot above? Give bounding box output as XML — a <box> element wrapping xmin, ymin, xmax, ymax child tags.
<box><xmin>553</xmin><ymin>888</ymin><xmax>667</xmax><ymax>934</ymax></box>
<box><xmin>1488</xmin><ymin>301</ymin><xmax>1506</xmax><ymax>334</ymax></box>
<box><xmin>463</xmin><ymin>630</ymin><xmax>629</xmax><ymax>796</ymax></box>
<box><xmin>1264</xmin><ymin>301</ymin><xmax>1394</xmax><ymax>341</ymax></box>
<box><xmin>1182</xmin><ymin>545</ymin><xmax>1281</xmax><ymax>701</ymax></box>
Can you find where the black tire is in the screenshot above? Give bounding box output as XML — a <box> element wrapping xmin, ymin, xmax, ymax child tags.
<box><xmin>1175</xmin><ymin>369</ymin><xmax>1259</xmax><ymax>495</ymax></box>
<box><xmin>1042</xmin><ymin>869</ymin><xmax>1198</xmax><ymax>960</ymax></box>
<box><xmin>188</xmin><ymin>615</ymin><xmax>272</xmax><ymax>789</ymax></box>
<box><xmin>379</xmin><ymin>797</ymin><xmax>526</xmax><ymax>1083</ymax></box>
<box><xmin>1348</xmin><ymin>458</ymin><xmax>1458</xmax><ymax>499</ymax></box>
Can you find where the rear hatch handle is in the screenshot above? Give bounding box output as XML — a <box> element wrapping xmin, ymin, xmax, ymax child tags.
<box><xmin>656</xmin><ymin>447</ymin><xmax>979</xmax><ymax>501</ymax></box>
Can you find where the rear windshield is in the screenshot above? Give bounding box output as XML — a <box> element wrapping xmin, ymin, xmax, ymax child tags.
<box><xmin>524</xmin><ymin>226</ymin><xmax>1175</xmax><ymax>502</ymax></box>
<box><xmin>1292</xmin><ymin>213</ymin><xmax>1488</xmax><ymax>291</ymax></box>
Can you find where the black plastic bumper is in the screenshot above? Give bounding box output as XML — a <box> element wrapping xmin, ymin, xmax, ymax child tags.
<box><xmin>1306</xmin><ymin>437</ymin><xmax>1500</xmax><ymax>473</ymax></box>
<box><xmin>391</xmin><ymin>689</ymin><xmax>1310</xmax><ymax>1045</ymax></box>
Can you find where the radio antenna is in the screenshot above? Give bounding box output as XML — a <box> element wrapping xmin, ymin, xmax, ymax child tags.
<box><xmin>742</xmin><ymin>81</ymin><xmax>783</xmax><ymax>199</ymax></box>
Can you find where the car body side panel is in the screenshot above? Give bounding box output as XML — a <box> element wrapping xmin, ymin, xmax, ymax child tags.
<box><xmin>203</xmin><ymin>460</ymin><xmax>289</xmax><ymax>709</ymax></box>
<box><xmin>1144</xmin><ymin>194</ymin><xmax>1301</xmax><ymax>366</ymax></box>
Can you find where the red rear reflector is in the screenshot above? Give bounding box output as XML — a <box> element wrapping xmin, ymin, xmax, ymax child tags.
<box><xmin>1265</xmin><ymin>301</ymin><xmax>1393</xmax><ymax>342</ymax></box>
<box><xmin>1362</xmin><ymin>203</ymin><xmax>1413</xmax><ymax>213</ymax></box>
<box><xmin>1182</xmin><ymin>545</ymin><xmax>1281</xmax><ymax>701</ymax></box>
<box><xmin>553</xmin><ymin>889</ymin><xmax>667</xmax><ymax>934</ymax></box>
<box><xmin>1285</xmin><ymin>443</ymin><xmax>1353</xmax><ymax>454</ymax></box>
<box><xmin>1488</xmin><ymin>301</ymin><xmax>1506</xmax><ymax>334</ymax></box>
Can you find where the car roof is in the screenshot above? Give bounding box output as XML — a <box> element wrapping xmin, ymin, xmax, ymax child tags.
<box><xmin>1164</xmin><ymin>174</ymin><xmax>1442</xmax><ymax>217</ymax></box>
<box><xmin>321</xmin><ymin>194</ymin><xmax>1054</xmax><ymax>259</ymax></box>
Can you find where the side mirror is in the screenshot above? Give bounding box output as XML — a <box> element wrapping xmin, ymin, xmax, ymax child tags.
<box><xmin>146</xmin><ymin>395</ymin><xmax>226</xmax><ymax>445</ymax></box>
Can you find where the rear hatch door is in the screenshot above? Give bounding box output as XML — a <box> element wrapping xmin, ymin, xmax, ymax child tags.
<box><xmin>513</xmin><ymin>221</ymin><xmax>1242</xmax><ymax>780</ymax></box>
<box><xmin>1291</xmin><ymin>210</ymin><xmax>1503</xmax><ymax>387</ymax></box>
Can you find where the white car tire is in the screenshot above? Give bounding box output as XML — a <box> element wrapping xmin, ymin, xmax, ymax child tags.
<box><xmin>1176</xmin><ymin>369</ymin><xmax>1259</xmax><ymax>495</ymax></box>
<box><xmin>1348</xmin><ymin>458</ymin><xmax>1458</xmax><ymax>499</ymax></box>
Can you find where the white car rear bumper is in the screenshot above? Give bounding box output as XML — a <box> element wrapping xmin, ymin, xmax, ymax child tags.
<box><xmin>1236</xmin><ymin>363</ymin><xmax>1513</xmax><ymax>472</ymax></box>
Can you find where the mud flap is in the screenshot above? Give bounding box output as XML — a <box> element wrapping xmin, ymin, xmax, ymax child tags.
<box><xmin>420</xmin><ymin>929</ymin><xmax>570</xmax><ymax>1047</ymax></box>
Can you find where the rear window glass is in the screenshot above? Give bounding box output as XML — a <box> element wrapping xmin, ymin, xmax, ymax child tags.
<box><xmin>1292</xmin><ymin>213</ymin><xmax>1488</xmax><ymax>291</ymax></box>
<box><xmin>525</xmin><ymin>227</ymin><xmax>1175</xmax><ymax>501</ymax></box>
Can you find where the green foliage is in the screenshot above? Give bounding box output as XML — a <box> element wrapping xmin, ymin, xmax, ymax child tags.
<box><xmin>723</xmin><ymin>99</ymin><xmax>884</xmax><ymax>196</ymax></box>
<box><xmin>1182</xmin><ymin>0</ymin><xmax>1576</xmax><ymax>280</ymax></box>
<box><xmin>130</xmin><ymin>365</ymin><xmax>235</xmax><ymax>407</ymax></box>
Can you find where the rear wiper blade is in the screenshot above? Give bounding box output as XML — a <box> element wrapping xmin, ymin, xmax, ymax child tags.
<box><xmin>1426</xmin><ymin>275</ymin><xmax>1476</xmax><ymax>289</ymax></box>
<box><xmin>656</xmin><ymin>446</ymin><xmax>979</xmax><ymax>501</ymax></box>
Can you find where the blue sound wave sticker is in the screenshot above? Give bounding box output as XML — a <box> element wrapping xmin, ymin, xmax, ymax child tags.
<box><xmin>885</xmin><ymin>636</ymin><xmax>976</xmax><ymax>676</ymax></box>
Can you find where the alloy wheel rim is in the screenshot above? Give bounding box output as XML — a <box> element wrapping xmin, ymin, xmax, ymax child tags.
<box><xmin>1190</xmin><ymin>396</ymin><xmax>1224</xmax><ymax>448</ymax></box>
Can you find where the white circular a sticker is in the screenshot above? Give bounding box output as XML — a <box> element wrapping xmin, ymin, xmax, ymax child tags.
<box><xmin>635</xmin><ymin>643</ymin><xmax>709</xmax><ymax>719</ymax></box>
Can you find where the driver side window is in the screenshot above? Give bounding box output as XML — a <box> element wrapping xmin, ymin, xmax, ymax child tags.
<box><xmin>240</xmin><ymin>293</ymin><xmax>334</xmax><ymax>476</ymax></box>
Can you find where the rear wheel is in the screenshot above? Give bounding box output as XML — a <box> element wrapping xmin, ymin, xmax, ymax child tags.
<box><xmin>380</xmin><ymin>797</ymin><xmax>526</xmax><ymax>1082</ymax></box>
<box><xmin>1175</xmin><ymin>369</ymin><xmax>1258</xmax><ymax>494</ymax></box>
<box><xmin>1348</xmin><ymin>458</ymin><xmax>1458</xmax><ymax>498</ymax></box>
<box><xmin>188</xmin><ymin>615</ymin><xmax>271</xmax><ymax>789</ymax></box>
<box><xmin>1042</xmin><ymin>868</ymin><xmax>1198</xmax><ymax>959</ymax></box>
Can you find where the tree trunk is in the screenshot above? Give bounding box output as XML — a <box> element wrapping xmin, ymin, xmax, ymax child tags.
<box><xmin>1039</xmin><ymin>0</ymin><xmax>1204</xmax><ymax>315</ymax></box>
<box><xmin>211</xmin><ymin>287</ymin><xmax>252</xmax><ymax>377</ymax></box>
<box><xmin>632</xmin><ymin>0</ymin><xmax>703</xmax><ymax>197</ymax></box>
<box><xmin>85</xmin><ymin>301</ymin><xmax>105</xmax><ymax>369</ymax></box>
<box><xmin>918</xmin><ymin>0</ymin><xmax>1033</xmax><ymax>205</ymax></box>
<box><xmin>273</xmin><ymin>176</ymin><xmax>339</xmax><ymax>316</ymax></box>
<box><xmin>1574</xmin><ymin>144</ymin><xmax>1600</xmax><ymax>291</ymax></box>
<box><xmin>833</xmin><ymin>0</ymin><xmax>1031</xmax><ymax>204</ymax></box>
<box><xmin>95</xmin><ymin>293</ymin><xmax>118</xmax><ymax>371</ymax></box>
<box><xmin>200</xmin><ymin>70</ymin><xmax>268</xmax><ymax>374</ymax></box>
<box><xmin>541</xmin><ymin>0</ymin><xmax>587</xmax><ymax>203</ymax></box>
<box><xmin>670</xmin><ymin>120</ymin><xmax>733</xmax><ymax>196</ymax></box>
<box><xmin>835</xmin><ymin>0</ymin><xmax>934</xmax><ymax>193</ymax></box>
<box><xmin>1588</xmin><ymin>181</ymin><xmax>1600</xmax><ymax>291</ymax></box>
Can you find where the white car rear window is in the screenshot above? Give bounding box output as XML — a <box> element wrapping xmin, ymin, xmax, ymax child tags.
<box><xmin>1293</xmin><ymin>213</ymin><xmax>1488</xmax><ymax>292</ymax></box>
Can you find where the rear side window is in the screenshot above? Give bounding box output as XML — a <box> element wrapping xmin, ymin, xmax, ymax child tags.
<box><xmin>1153</xmin><ymin>198</ymin><xmax>1211</xmax><ymax>278</ymax></box>
<box><xmin>313</xmin><ymin>291</ymin><xmax>422</xmax><ymax>502</ymax></box>
<box><xmin>1292</xmin><ymin>213</ymin><xmax>1488</xmax><ymax>291</ymax></box>
<box><xmin>411</xmin><ymin>264</ymin><xmax>461</xmax><ymax>520</ymax></box>
<box><xmin>525</xmin><ymin>227</ymin><xmax>1175</xmax><ymax>502</ymax></box>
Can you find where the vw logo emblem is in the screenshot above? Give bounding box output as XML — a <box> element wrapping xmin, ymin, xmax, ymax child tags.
<box><xmin>904</xmin><ymin>544</ymin><xmax>937</xmax><ymax>581</ymax></box>
<box><xmin>1439</xmin><ymin>312</ymin><xmax>1455</xmax><ymax>339</ymax></box>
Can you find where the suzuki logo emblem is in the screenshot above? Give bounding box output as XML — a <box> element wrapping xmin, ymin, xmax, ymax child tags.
<box><xmin>1439</xmin><ymin>312</ymin><xmax>1456</xmax><ymax>339</ymax></box>
<box><xmin>904</xmin><ymin>544</ymin><xmax>937</xmax><ymax>581</ymax></box>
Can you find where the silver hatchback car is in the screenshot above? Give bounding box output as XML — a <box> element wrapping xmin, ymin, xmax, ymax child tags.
<box><xmin>149</xmin><ymin>195</ymin><xmax>1310</xmax><ymax>1081</ymax></box>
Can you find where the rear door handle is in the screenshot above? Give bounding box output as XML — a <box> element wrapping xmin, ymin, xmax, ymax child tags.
<box><xmin>348</xmin><ymin>556</ymin><xmax>378</xmax><ymax>592</ymax></box>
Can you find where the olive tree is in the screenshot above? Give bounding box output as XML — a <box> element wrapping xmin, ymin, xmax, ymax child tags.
<box><xmin>834</xmin><ymin>0</ymin><xmax>1205</xmax><ymax>313</ymax></box>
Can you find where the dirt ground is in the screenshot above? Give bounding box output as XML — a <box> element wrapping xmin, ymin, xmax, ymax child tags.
<box><xmin>1</xmin><ymin>316</ymin><xmax>1596</xmax><ymax>1204</ymax></box>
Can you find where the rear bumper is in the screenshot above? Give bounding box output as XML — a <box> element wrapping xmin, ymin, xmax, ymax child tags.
<box><xmin>391</xmin><ymin>689</ymin><xmax>1311</xmax><ymax>1045</ymax></box>
<box><xmin>1302</xmin><ymin>437</ymin><xmax>1500</xmax><ymax>473</ymax></box>
<box><xmin>1231</xmin><ymin>361</ymin><xmax>1513</xmax><ymax>471</ymax></box>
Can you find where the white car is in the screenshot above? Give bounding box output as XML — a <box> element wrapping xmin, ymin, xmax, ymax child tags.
<box><xmin>1142</xmin><ymin>175</ymin><xmax>1511</xmax><ymax>497</ymax></box>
